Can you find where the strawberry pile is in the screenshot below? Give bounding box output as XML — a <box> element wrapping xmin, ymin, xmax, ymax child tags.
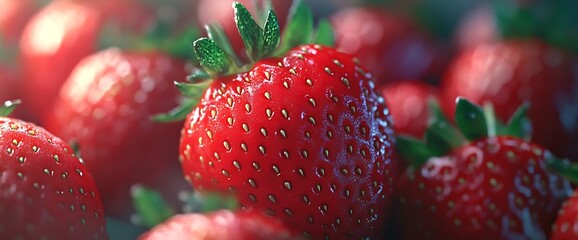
<box><xmin>1</xmin><ymin>0</ymin><xmax>578</xmax><ymax>239</ymax></box>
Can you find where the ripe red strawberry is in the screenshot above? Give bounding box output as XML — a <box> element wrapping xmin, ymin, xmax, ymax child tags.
<box><xmin>0</xmin><ymin>0</ymin><xmax>39</xmax><ymax>44</ymax></box>
<box><xmin>551</xmin><ymin>188</ymin><xmax>578</xmax><ymax>239</ymax></box>
<box><xmin>381</xmin><ymin>81</ymin><xmax>437</xmax><ymax>138</ymax></box>
<box><xmin>0</xmin><ymin>101</ymin><xmax>108</xmax><ymax>239</ymax></box>
<box><xmin>441</xmin><ymin>40</ymin><xmax>578</xmax><ymax>161</ymax></box>
<box><xmin>19</xmin><ymin>0</ymin><xmax>157</xmax><ymax>121</ymax></box>
<box><xmin>43</xmin><ymin>48</ymin><xmax>189</xmax><ymax>219</ymax></box>
<box><xmin>196</xmin><ymin>0</ymin><xmax>291</xmax><ymax>60</ymax></box>
<box><xmin>173</xmin><ymin>2</ymin><xmax>398</xmax><ymax>239</ymax></box>
<box><xmin>331</xmin><ymin>7</ymin><xmax>445</xmax><ymax>85</ymax></box>
<box><xmin>454</xmin><ymin>4</ymin><xmax>497</xmax><ymax>50</ymax></box>
<box><xmin>396</xmin><ymin>98</ymin><xmax>572</xmax><ymax>239</ymax></box>
<box><xmin>139</xmin><ymin>210</ymin><xmax>302</xmax><ymax>240</ymax></box>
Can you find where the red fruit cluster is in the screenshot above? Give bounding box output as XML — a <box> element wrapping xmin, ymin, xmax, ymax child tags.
<box><xmin>2</xmin><ymin>0</ymin><xmax>578</xmax><ymax>239</ymax></box>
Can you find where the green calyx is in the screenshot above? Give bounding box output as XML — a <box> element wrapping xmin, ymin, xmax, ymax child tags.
<box><xmin>193</xmin><ymin>0</ymin><xmax>334</xmax><ymax>79</ymax></box>
<box><xmin>0</xmin><ymin>100</ymin><xmax>21</xmax><ymax>117</ymax></box>
<box><xmin>492</xmin><ymin>0</ymin><xmax>578</xmax><ymax>53</ymax></box>
<box><xmin>396</xmin><ymin>97</ymin><xmax>531</xmax><ymax>167</ymax></box>
<box><xmin>153</xmin><ymin>0</ymin><xmax>335</xmax><ymax>122</ymax></box>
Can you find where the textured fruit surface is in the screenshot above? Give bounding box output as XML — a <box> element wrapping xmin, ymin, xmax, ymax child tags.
<box><xmin>0</xmin><ymin>117</ymin><xmax>108</xmax><ymax>239</ymax></box>
<box><xmin>44</xmin><ymin>49</ymin><xmax>187</xmax><ymax>219</ymax></box>
<box><xmin>332</xmin><ymin>7</ymin><xmax>443</xmax><ymax>85</ymax></box>
<box><xmin>398</xmin><ymin>136</ymin><xmax>571</xmax><ymax>239</ymax></box>
<box><xmin>381</xmin><ymin>81</ymin><xmax>437</xmax><ymax>138</ymax></box>
<box><xmin>552</xmin><ymin>189</ymin><xmax>578</xmax><ymax>240</ymax></box>
<box><xmin>139</xmin><ymin>210</ymin><xmax>302</xmax><ymax>240</ymax></box>
<box><xmin>180</xmin><ymin>44</ymin><xmax>396</xmax><ymax>239</ymax></box>
<box><xmin>441</xmin><ymin>40</ymin><xmax>578</xmax><ymax>161</ymax></box>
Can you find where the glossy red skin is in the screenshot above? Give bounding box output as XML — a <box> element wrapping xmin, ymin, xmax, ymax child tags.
<box><xmin>197</xmin><ymin>0</ymin><xmax>291</xmax><ymax>61</ymax></box>
<box><xmin>0</xmin><ymin>117</ymin><xmax>108</xmax><ymax>239</ymax></box>
<box><xmin>139</xmin><ymin>210</ymin><xmax>303</xmax><ymax>240</ymax></box>
<box><xmin>441</xmin><ymin>40</ymin><xmax>578</xmax><ymax>161</ymax></box>
<box><xmin>331</xmin><ymin>8</ymin><xmax>444</xmax><ymax>85</ymax></box>
<box><xmin>179</xmin><ymin>44</ymin><xmax>397</xmax><ymax>239</ymax></box>
<box><xmin>19</xmin><ymin>0</ymin><xmax>155</xmax><ymax>121</ymax></box>
<box><xmin>0</xmin><ymin>0</ymin><xmax>38</xmax><ymax>44</ymax></box>
<box><xmin>381</xmin><ymin>81</ymin><xmax>437</xmax><ymax>138</ymax></box>
<box><xmin>551</xmin><ymin>189</ymin><xmax>578</xmax><ymax>240</ymax></box>
<box><xmin>397</xmin><ymin>136</ymin><xmax>572</xmax><ymax>239</ymax></box>
<box><xmin>44</xmin><ymin>49</ymin><xmax>188</xmax><ymax>219</ymax></box>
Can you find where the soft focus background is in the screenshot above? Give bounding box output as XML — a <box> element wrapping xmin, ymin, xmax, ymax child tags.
<box><xmin>2</xmin><ymin>0</ymin><xmax>577</xmax><ymax>239</ymax></box>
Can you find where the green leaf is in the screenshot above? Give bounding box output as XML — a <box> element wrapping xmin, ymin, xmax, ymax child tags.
<box><xmin>546</xmin><ymin>153</ymin><xmax>578</xmax><ymax>185</ymax></box>
<box><xmin>426</xmin><ymin>99</ymin><xmax>467</xmax><ymax>154</ymax></box>
<box><xmin>193</xmin><ymin>38</ymin><xmax>236</xmax><ymax>76</ymax></box>
<box><xmin>492</xmin><ymin>0</ymin><xmax>542</xmax><ymax>39</ymax></box>
<box><xmin>0</xmin><ymin>100</ymin><xmax>21</xmax><ymax>117</ymax></box>
<box><xmin>505</xmin><ymin>102</ymin><xmax>532</xmax><ymax>140</ymax></box>
<box><xmin>187</xmin><ymin>69</ymin><xmax>211</xmax><ymax>83</ymax></box>
<box><xmin>455</xmin><ymin>98</ymin><xmax>488</xmax><ymax>141</ymax></box>
<box><xmin>180</xmin><ymin>191</ymin><xmax>238</xmax><ymax>213</ymax></box>
<box><xmin>275</xmin><ymin>0</ymin><xmax>314</xmax><ymax>56</ymax></box>
<box><xmin>206</xmin><ymin>24</ymin><xmax>242</xmax><ymax>66</ymax></box>
<box><xmin>152</xmin><ymin>81</ymin><xmax>211</xmax><ymax>122</ymax></box>
<box><xmin>482</xmin><ymin>103</ymin><xmax>507</xmax><ymax>137</ymax></box>
<box><xmin>234</xmin><ymin>2</ymin><xmax>264</xmax><ymax>62</ymax></box>
<box><xmin>131</xmin><ymin>185</ymin><xmax>175</xmax><ymax>228</ymax></box>
<box><xmin>396</xmin><ymin>136</ymin><xmax>434</xmax><ymax>167</ymax></box>
<box><xmin>425</xmin><ymin>127</ymin><xmax>453</xmax><ymax>156</ymax></box>
<box><xmin>262</xmin><ymin>10</ymin><xmax>281</xmax><ymax>57</ymax></box>
<box><xmin>314</xmin><ymin>19</ymin><xmax>335</xmax><ymax>47</ymax></box>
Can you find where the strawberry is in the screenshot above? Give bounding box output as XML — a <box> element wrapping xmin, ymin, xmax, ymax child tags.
<box><xmin>331</xmin><ymin>7</ymin><xmax>445</xmax><ymax>85</ymax></box>
<box><xmin>381</xmin><ymin>81</ymin><xmax>437</xmax><ymax>138</ymax></box>
<box><xmin>395</xmin><ymin>98</ymin><xmax>572</xmax><ymax>239</ymax></box>
<box><xmin>441</xmin><ymin>40</ymin><xmax>578</xmax><ymax>161</ymax></box>
<box><xmin>0</xmin><ymin>101</ymin><xmax>108</xmax><ymax>239</ymax></box>
<box><xmin>19</xmin><ymin>0</ymin><xmax>176</xmax><ymax>121</ymax></box>
<box><xmin>551</xmin><ymin>188</ymin><xmax>578</xmax><ymax>240</ymax></box>
<box><xmin>196</xmin><ymin>0</ymin><xmax>291</xmax><ymax>61</ymax></box>
<box><xmin>454</xmin><ymin>4</ymin><xmax>497</xmax><ymax>50</ymax></box>
<box><xmin>0</xmin><ymin>0</ymin><xmax>39</xmax><ymax>44</ymax></box>
<box><xmin>139</xmin><ymin>210</ymin><xmax>302</xmax><ymax>240</ymax></box>
<box><xmin>43</xmin><ymin>48</ymin><xmax>190</xmax><ymax>219</ymax></box>
<box><xmin>165</xmin><ymin>1</ymin><xmax>398</xmax><ymax>239</ymax></box>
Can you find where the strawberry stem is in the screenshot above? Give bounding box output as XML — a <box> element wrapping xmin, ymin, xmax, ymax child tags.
<box><xmin>0</xmin><ymin>100</ymin><xmax>21</xmax><ymax>117</ymax></box>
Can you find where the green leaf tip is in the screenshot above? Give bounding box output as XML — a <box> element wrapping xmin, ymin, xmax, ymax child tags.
<box><xmin>314</xmin><ymin>19</ymin><xmax>335</xmax><ymax>47</ymax></box>
<box><xmin>179</xmin><ymin>191</ymin><xmax>238</xmax><ymax>213</ymax></box>
<box><xmin>152</xmin><ymin>81</ymin><xmax>212</xmax><ymax>123</ymax></box>
<box><xmin>545</xmin><ymin>152</ymin><xmax>578</xmax><ymax>184</ymax></box>
<box><xmin>275</xmin><ymin>0</ymin><xmax>314</xmax><ymax>55</ymax></box>
<box><xmin>455</xmin><ymin>97</ymin><xmax>489</xmax><ymax>141</ymax></box>
<box><xmin>193</xmin><ymin>38</ymin><xmax>237</xmax><ymax>76</ymax></box>
<box><xmin>396</xmin><ymin>136</ymin><xmax>434</xmax><ymax>167</ymax></box>
<box><xmin>262</xmin><ymin>10</ymin><xmax>281</xmax><ymax>56</ymax></box>
<box><xmin>505</xmin><ymin>102</ymin><xmax>532</xmax><ymax>140</ymax></box>
<box><xmin>0</xmin><ymin>99</ymin><xmax>21</xmax><ymax>117</ymax></box>
<box><xmin>234</xmin><ymin>1</ymin><xmax>265</xmax><ymax>61</ymax></box>
<box><xmin>131</xmin><ymin>184</ymin><xmax>175</xmax><ymax>228</ymax></box>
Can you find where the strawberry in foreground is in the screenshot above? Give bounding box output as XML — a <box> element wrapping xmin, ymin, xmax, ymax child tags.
<box><xmin>139</xmin><ymin>210</ymin><xmax>302</xmax><ymax>240</ymax></box>
<box><xmin>43</xmin><ymin>46</ymin><xmax>191</xmax><ymax>220</ymax></box>
<box><xmin>164</xmin><ymin>1</ymin><xmax>398</xmax><ymax>239</ymax></box>
<box><xmin>395</xmin><ymin>98</ymin><xmax>572</xmax><ymax>239</ymax></box>
<box><xmin>0</xmin><ymin>100</ymin><xmax>108</xmax><ymax>239</ymax></box>
<box><xmin>381</xmin><ymin>81</ymin><xmax>437</xmax><ymax>138</ymax></box>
